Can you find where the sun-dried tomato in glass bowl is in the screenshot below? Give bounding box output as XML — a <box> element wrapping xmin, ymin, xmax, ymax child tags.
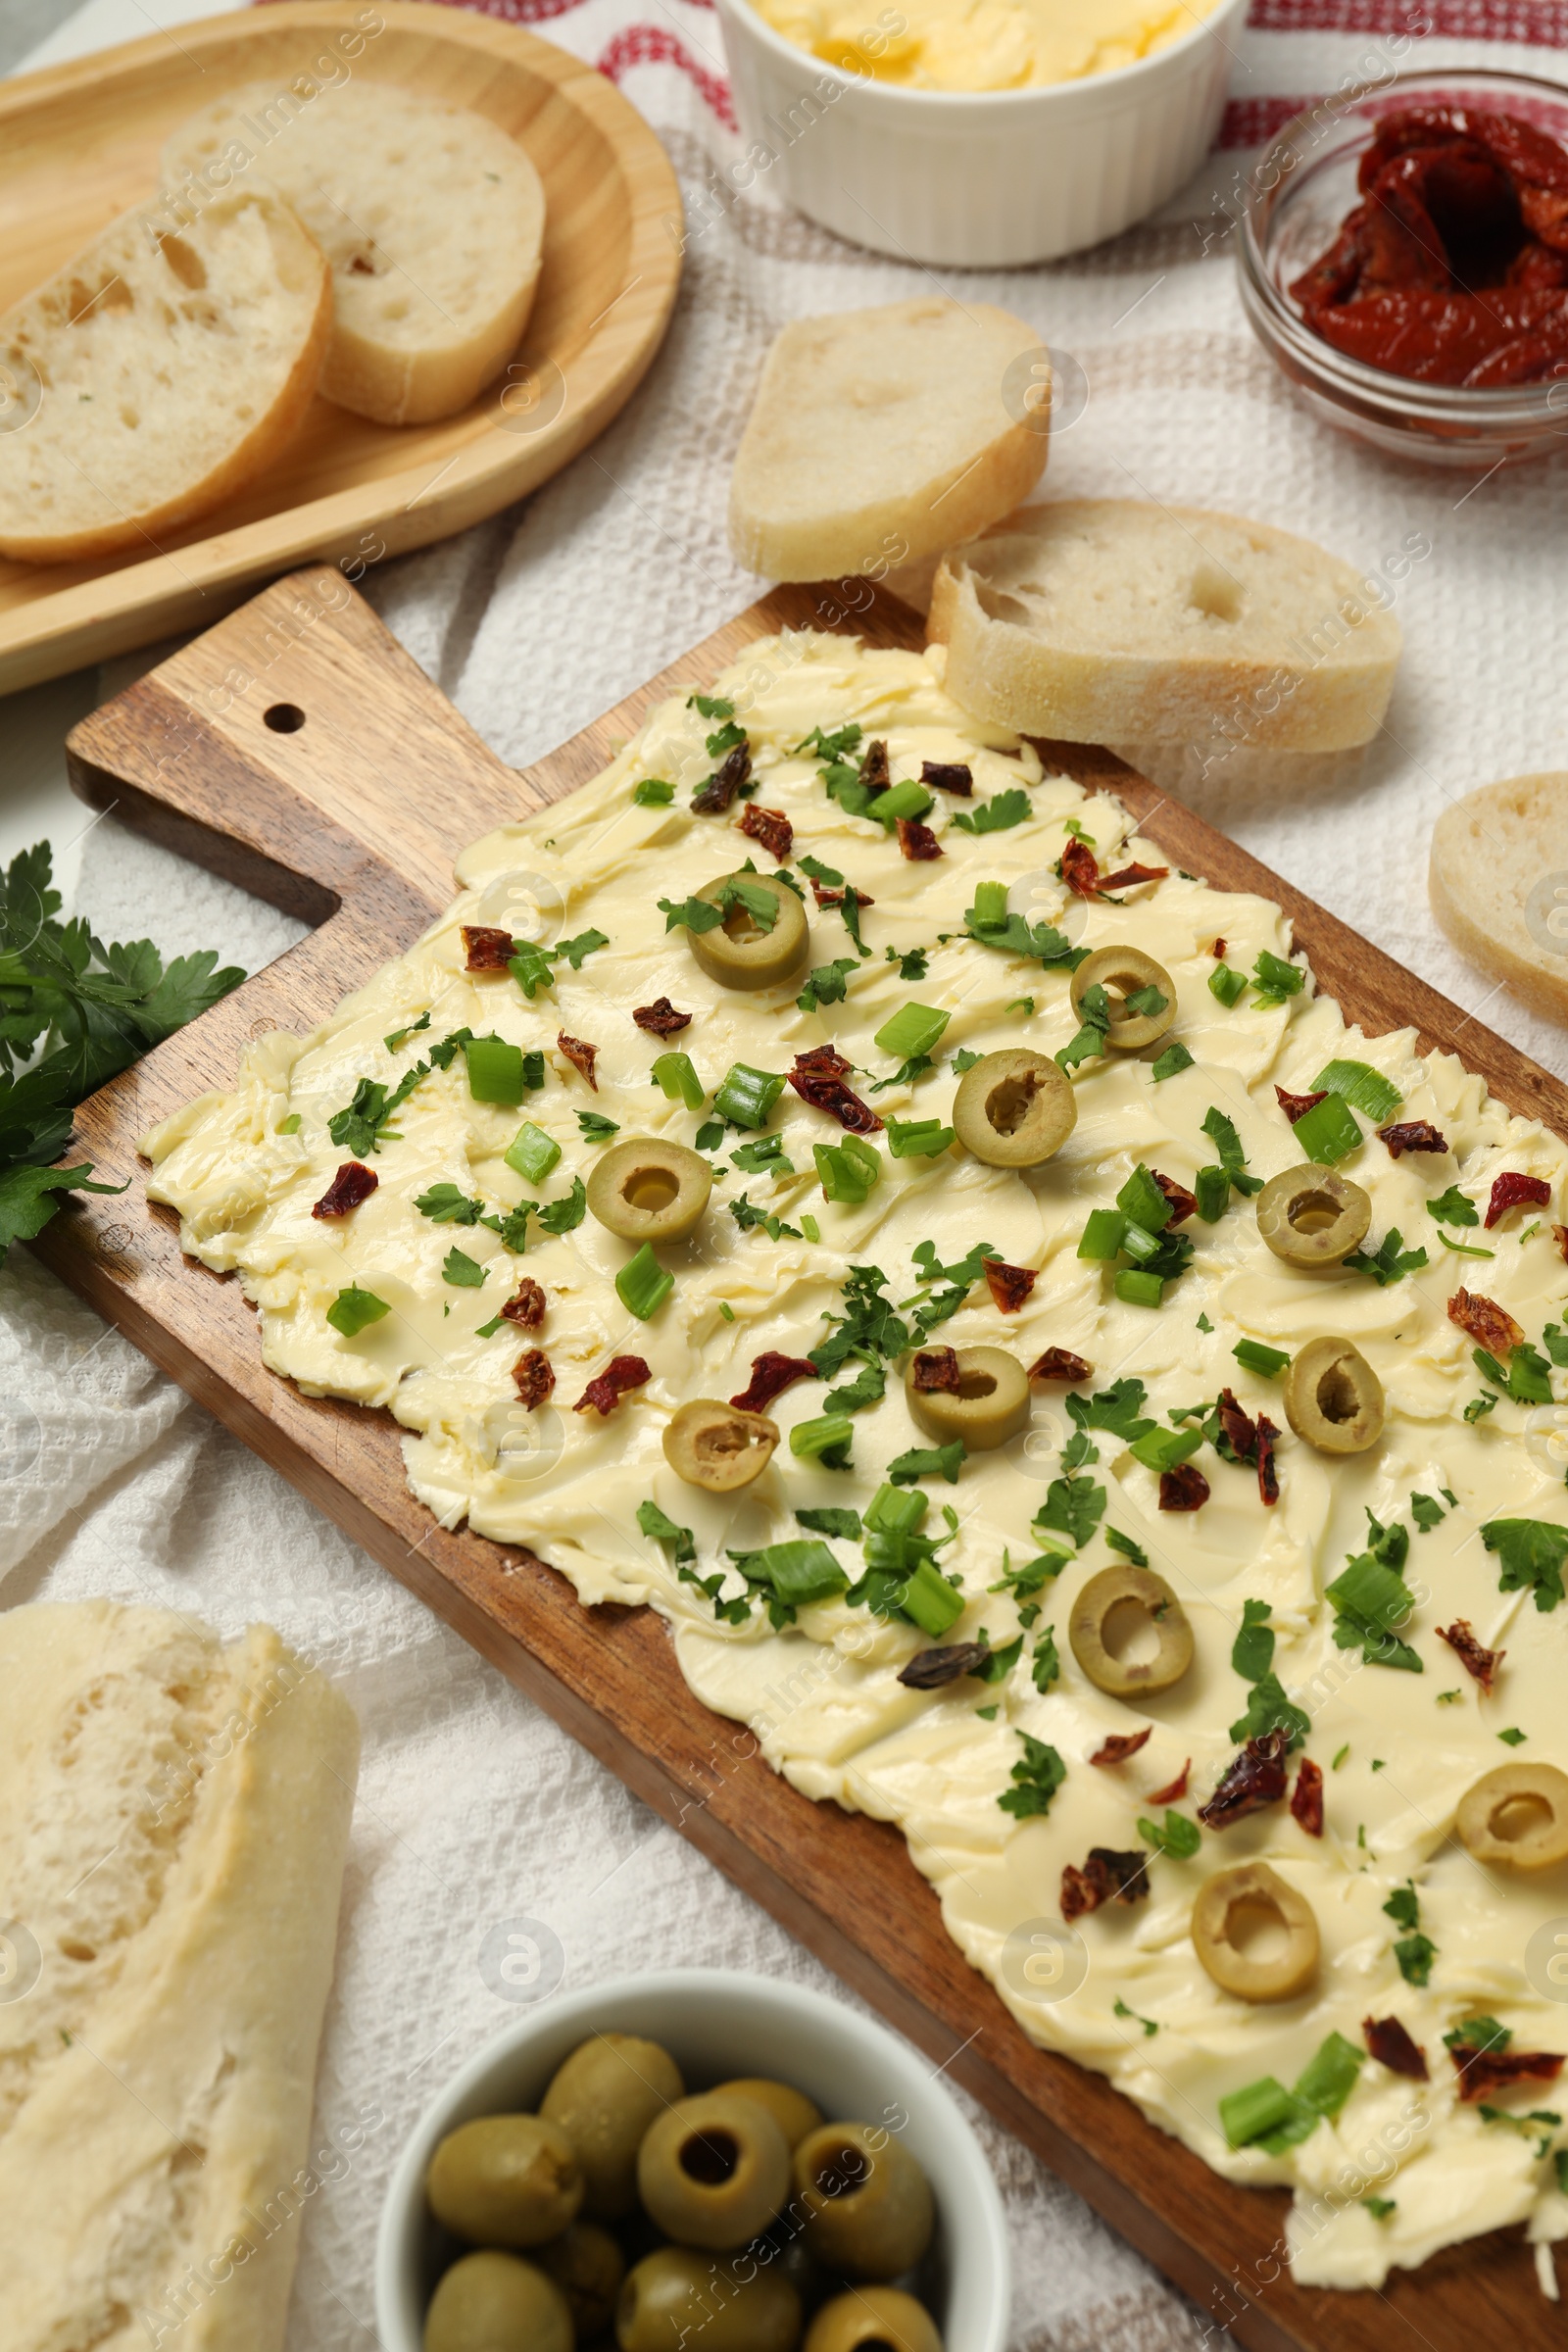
<box><xmin>1239</xmin><ymin>69</ymin><xmax>1568</xmax><ymax>469</ymax></box>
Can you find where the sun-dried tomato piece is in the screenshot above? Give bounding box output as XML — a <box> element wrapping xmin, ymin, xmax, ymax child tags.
<box><xmin>1060</xmin><ymin>1847</ymin><xmax>1151</xmax><ymax>1921</ymax></box>
<box><xmin>1152</xmin><ymin>1172</ymin><xmax>1198</xmax><ymax>1225</ymax></box>
<box><xmin>859</xmin><ymin>739</ymin><xmax>891</xmax><ymax>796</ymax></box>
<box><xmin>1028</xmin><ymin>1348</ymin><xmax>1093</xmax><ymax>1383</ymax></box>
<box><xmin>910</xmin><ymin>1347</ymin><xmax>962</xmax><ymax>1395</ymax></box>
<box><xmin>1437</xmin><ymin>1617</ymin><xmax>1503</xmax><ymax>1691</ymax></box>
<box><xmin>1159</xmin><ymin>1463</ymin><xmax>1210</xmax><ymax>1512</ymax></box>
<box><xmin>1098</xmin><ymin>862</ymin><xmax>1170</xmax><ymax>893</ymax></box>
<box><xmin>1061</xmin><ymin>838</ymin><xmax>1101</xmax><ymax>899</ymax></box>
<box><xmin>1452</xmin><ymin>2041</ymin><xmax>1564</xmax><ymax>2103</ymax></box>
<box><xmin>1447</xmin><ymin>1287</ymin><xmax>1524</xmax><ymax>1354</ymax></box>
<box><xmin>809</xmin><ymin>878</ymin><xmax>873</xmax><ymax>913</ymax></box>
<box><xmin>730</xmin><ymin>1351</ymin><xmax>817</xmax><ymax>1413</ymax></box>
<box><xmin>1148</xmin><ymin>1760</ymin><xmax>1191</xmax><ymax>1804</ymax></box>
<box><xmin>1212</xmin><ymin>938</ymin><xmax>1227</xmax><ymax>959</ymax></box>
<box><xmin>574</xmin><ymin>1354</ymin><xmax>651</xmax><ymax>1415</ymax></box>
<box><xmin>1485</xmin><ymin>1170</ymin><xmax>1552</xmax><ymax>1228</ymax></box>
<box><xmin>920</xmin><ymin>760</ymin><xmax>972</xmax><ymax>797</ymax></box>
<box><xmin>558</xmin><ymin>1032</ymin><xmax>599</xmax><ymax>1091</ymax></box>
<box><xmin>1216</xmin><ymin>1387</ymin><xmax>1257</xmax><ymax>1462</ymax></box>
<box><xmin>897</xmin><ymin>817</ymin><xmax>943</xmax><ymax>861</ymax></box>
<box><xmin>898</xmin><ymin>1642</ymin><xmax>988</xmax><ymax>1690</ymax></box>
<box><xmin>1199</xmin><ymin>1731</ymin><xmax>1291</xmax><ymax>1828</ymax></box>
<box><xmin>1276</xmin><ymin>1085</ymin><xmax>1328</xmax><ymax>1124</ymax></box>
<box><xmin>739</xmin><ymin>803</ymin><xmax>793</xmax><ymax>862</ymax></box>
<box><xmin>462</xmin><ymin>924</ymin><xmax>515</xmax><ymax>971</ymax></box>
<box><xmin>692</xmin><ymin>742</ymin><xmax>751</xmax><ymax>813</ymax></box>
<box><xmin>1256</xmin><ymin>1415</ymin><xmax>1280</xmax><ymax>1507</ymax></box>
<box><xmin>1291</xmin><ymin>1757</ymin><xmax>1325</xmax><ymax>1837</ymax></box>
<box><xmin>501</xmin><ymin>1278</ymin><xmax>547</xmax><ymax>1330</ymax></box>
<box><xmin>1378</xmin><ymin>1119</ymin><xmax>1449</xmax><ymax>1157</ymax></box>
<box><xmin>788</xmin><ymin>1051</ymin><xmax>883</xmax><ymax>1134</ymax></box>
<box><xmin>633</xmin><ymin>998</ymin><xmax>692</xmax><ymax>1036</ymax></box>
<box><xmin>512</xmin><ymin>1348</ymin><xmax>556</xmax><ymax>1409</ymax></box>
<box><xmin>1555</xmin><ymin>1223</ymin><xmax>1568</xmax><ymax>1264</ymax></box>
<box><xmin>1364</xmin><ymin>2015</ymin><xmax>1429</xmax><ymax>2081</ymax></box>
<box><xmin>983</xmin><ymin>1257</ymin><xmax>1037</xmax><ymax>1313</ymax></box>
<box><xmin>312</xmin><ymin>1161</ymin><xmax>378</xmax><ymax>1218</ymax></box>
<box><xmin>1091</xmin><ymin>1727</ymin><xmax>1152</xmax><ymax>1767</ymax></box>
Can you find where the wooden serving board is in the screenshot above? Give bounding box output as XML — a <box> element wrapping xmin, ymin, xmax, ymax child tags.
<box><xmin>0</xmin><ymin>2</ymin><xmax>680</xmax><ymax>697</ymax></box>
<box><xmin>37</xmin><ymin>565</ymin><xmax>1568</xmax><ymax>2352</ymax></box>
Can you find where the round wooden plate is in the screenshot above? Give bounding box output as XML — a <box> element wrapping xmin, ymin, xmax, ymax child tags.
<box><xmin>0</xmin><ymin>0</ymin><xmax>684</xmax><ymax>695</ymax></box>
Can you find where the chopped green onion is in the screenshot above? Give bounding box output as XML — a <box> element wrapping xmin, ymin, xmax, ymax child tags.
<box><xmin>713</xmin><ymin>1062</ymin><xmax>785</xmax><ymax>1128</ymax></box>
<box><xmin>969</xmin><ymin>880</ymin><xmax>1008</xmax><ymax>928</ymax></box>
<box><xmin>790</xmin><ymin>1413</ymin><xmax>856</xmax><ymax>1459</ymax></box>
<box><xmin>717</xmin><ymin>1300</ymin><xmax>735</xmax><ymax>1321</ymax></box>
<box><xmin>1077</xmin><ymin>1209</ymin><xmax>1126</xmax><ymax>1261</ymax></box>
<box><xmin>1117</xmin><ymin>1220</ymin><xmax>1164</xmax><ymax>1265</ymax></box>
<box><xmin>1220</xmin><ymin>2078</ymin><xmax>1298</xmax><ymax>2149</ymax></box>
<box><xmin>521</xmin><ymin>1050</ymin><xmax>546</xmax><ymax>1091</ymax></box>
<box><xmin>865</xmin><ymin>1483</ymin><xmax>927</xmax><ymax>1537</ymax></box>
<box><xmin>1194</xmin><ymin>1166</ymin><xmax>1230</xmax><ymax>1223</ymax></box>
<box><xmin>615</xmin><ymin>1244</ymin><xmax>673</xmax><ymax>1321</ymax></box>
<box><xmin>732</xmin><ymin>1539</ymin><xmax>848</xmax><ymax>1608</ymax></box>
<box><xmin>1312</xmin><ymin>1058</ymin><xmax>1401</xmax><ymax>1123</ymax></box>
<box><xmin>1439</xmin><ymin>1232</ymin><xmax>1494</xmax><ymax>1258</ymax></box>
<box><xmin>327</xmin><ymin>1285</ymin><xmax>390</xmax><ymax>1338</ymax></box>
<box><xmin>1129</xmin><ymin>1425</ymin><xmax>1202</xmax><ymax>1473</ymax></box>
<box><xmin>1114</xmin><ymin>1269</ymin><xmax>1164</xmax><ymax>1308</ymax></box>
<box><xmin>1291</xmin><ymin>1093</ymin><xmax>1362</xmax><ymax>1165</ymax></box>
<box><xmin>277</xmin><ymin>1111</ymin><xmax>302</xmax><ymax>1134</ymax></box>
<box><xmin>633</xmin><ymin>777</ymin><xmax>675</xmax><ymax>805</ymax></box>
<box><xmin>1117</xmin><ymin>1164</ymin><xmax>1172</xmax><ymax>1232</ymax></box>
<box><xmin>873</xmin><ymin>1003</ymin><xmax>951</xmax><ymax>1060</ymax></box>
<box><xmin>1252</xmin><ymin>950</ymin><xmax>1305</xmax><ymax>1005</ymax></box>
<box><xmin>1233</xmin><ymin>1339</ymin><xmax>1291</xmax><ymax>1378</ymax></box>
<box><xmin>651</xmin><ymin>1051</ymin><xmax>705</xmax><ymax>1110</ymax></box>
<box><xmin>898</xmin><ymin>1559</ymin><xmax>966</xmax><ymax>1637</ymax></box>
<box><xmin>1208</xmin><ymin>964</ymin><xmax>1248</xmax><ymax>1007</ymax></box>
<box><xmin>465</xmin><ymin>1037</ymin><xmax>526</xmax><ymax>1105</ymax></box>
<box><xmin>886</xmin><ymin>1117</ymin><xmax>955</xmax><ymax>1159</ymax></box>
<box><xmin>814</xmin><ymin>1136</ymin><xmax>881</xmax><ymax>1202</ymax></box>
<box><xmin>505</xmin><ymin>1121</ymin><xmax>561</xmax><ymax>1185</ymax></box>
<box><xmin>869</xmin><ymin>778</ymin><xmax>934</xmax><ymax>826</ymax></box>
<box><xmin>801</xmin><ymin>1213</ymin><xmax>820</xmax><ymax>1243</ymax></box>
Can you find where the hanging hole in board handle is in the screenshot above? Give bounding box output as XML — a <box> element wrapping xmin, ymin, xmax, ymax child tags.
<box><xmin>264</xmin><ymin>704</ymin><xmax>306</xmax><ymax>734</ymax></box>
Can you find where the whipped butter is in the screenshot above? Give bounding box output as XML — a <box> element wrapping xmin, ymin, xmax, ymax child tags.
<box><xmin>757</xmin><ymin>0</ymin><xmax>1219</xmax><ymax>91</ymax></box>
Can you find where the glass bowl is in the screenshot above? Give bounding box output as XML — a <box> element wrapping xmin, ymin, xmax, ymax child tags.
<box><xmin>1238</xmin><ymin>66</ymin><xmax>1568</xmax><ymax>469</ymax></box>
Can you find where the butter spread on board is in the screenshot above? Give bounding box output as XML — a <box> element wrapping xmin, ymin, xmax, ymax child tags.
<box><xmin>144</xmin><ymin>632</ymin><xmax>1568</xmax><ymax>2290</ymax></box>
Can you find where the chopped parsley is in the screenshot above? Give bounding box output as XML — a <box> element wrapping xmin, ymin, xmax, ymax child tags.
<box><xmin>1481</xmin><ymin>1517</ymin><xmax>1568</xmax><ymax>1611</ymax></box>
<box><xmin>998</xmin><ymin>1733</ymin><xmax>1067</xmax><ymax>1819</ymax></box>
<box><xmin>1343</xmin><ymin>1228</ymin><xmax>1429</xmax><ymax>1286</ymax></box>
<box><xmin>797</xmin><ymin>956</ymin><xmax>858</xmax><ymax>1013</ymax></box>
<box><xmin>951</xmin><ymin>787</ymin><xmax>1031</xmax><ymax>835</ymax></box>
<box><xmin>1428</xmin><ymin>1184</ymin><xmax>1479</xmax><ymax>1227</ymax></box>
<box><xmin>576</xmin><ymin>1110</ymin><xmax>620</xmax><ymax>1143</ymax></box>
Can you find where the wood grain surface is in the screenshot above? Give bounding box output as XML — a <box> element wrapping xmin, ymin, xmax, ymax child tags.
<box><xmin>37</xmin><ymin>564</ymin><xmax>1568</xmax><ymax>2351</ymax></box>
<box><xmin>0</xmin><ymin>2</ymin><xmax>681</xmax><ymax>696</ymax></box>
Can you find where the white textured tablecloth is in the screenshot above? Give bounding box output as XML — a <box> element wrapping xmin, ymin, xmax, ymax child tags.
<box><xmin>4</xmin><ymin>0</ymin><xmax>1568</xmax><ymax>2343</ymax></box>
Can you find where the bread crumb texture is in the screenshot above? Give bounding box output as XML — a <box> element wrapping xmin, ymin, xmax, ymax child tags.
<box><xmin>0</xmin><ymin>1601</ymin><xmax>358</xmax><ymax>2352</ymax></box>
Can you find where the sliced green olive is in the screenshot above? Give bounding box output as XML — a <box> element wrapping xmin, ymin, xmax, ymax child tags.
<box><xmin>688</xmin><ymin>871</ymin><xmax>809</xmax><ymax>991</ymax></box>
<box><xmin>1193</xmin><ymin>1861</ymin><xmax>1319</xmax><ymax>2002</ymax></box>
<box><xmin>1256</xmin><ymin>1164</ymin><xmax>1371</xmax><ymax>1268</ymax></box>
<box><xmin>952</xmin><ymin>1049</ymin><xmax>1075</xmax><ymax>1167</ymax></box>
<box><xmin>1283</xmin><ymin>1336</ymin><xmax>1384</xmax><ymax>1454</ymax></box>
<box><xmin>1457</xmin><ymin>1762</ymin><xmax>1568</xmax><ymax>1869</ymax></box>
<box><xmin>1069</xmin><ymin>1564</ymin><xmax>1193</xmax><ymax>1698</ymax></box>
<box><xmin>663</xmin><ymin>1399</ymin><xmax>779</xmax><ymax>1492</ymax></box>
<box><xmin>586</xmin><ymin>1137</ymin><xmax>710</xmax><ymax>1245</ymax></box>
<box><xmin>1071</xmin><ymin>946</ymin><xmax>1177</xmax><ymax>1050</ymax></box>
<box><xmin>905</xmin><ymin>1346</ymin><xmax>1029</xmax><ymax>1450</ymax></box>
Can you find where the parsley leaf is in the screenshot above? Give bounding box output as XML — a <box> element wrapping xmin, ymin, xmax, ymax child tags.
<box><xmin>797</xmin><ymin>956</ymin><xmax>858</xmax><ymax>1013</ymax></box>
<box><xmin>1057</xmin><ymin>981</ymin><xmax>1111</xmax><ymax>1072</ymax></box>
<box><xmin>1151</xmin><ymin>1042</ymin><xmax>1195</xmax><ymax>1081</ymax></box>
<box><xmin>1036</xmin><ymin>1474</ymin><xmax>1106</xmax><ymax>1549</ymax></box>
<box><xmin>998</xmin><ymin>1734</ymin><xmax>1067</xmax><ymax>1819</ymax></box>
<box><xmin>1229</xmin><ymin>1670</ymin><xmax>1311</xmax><ymax>1749</ymax></box>
<box><xmin>888</xmin><ymin>1441</ymin><xmax>967</xmax><ymax>1486</ymax></box>
<box><xmin>533</xmin><ymin>1175</ymin><xmax>588</xmax><ymax>1235</ymax></box>
<box><xmin>951</xmin><ymin>788</ymin><xmax>1031</xmax><ymax>836</ymax></box>
<box><xmin>1343</xmin><ymin>1229</ymin><xmax>1429</xmax><ymax>1286</ymax></box>
<box><xmin>1481</xmin><ymin>1518</ymin><xmax>1568</xmax><ymax>1612</ymax></box>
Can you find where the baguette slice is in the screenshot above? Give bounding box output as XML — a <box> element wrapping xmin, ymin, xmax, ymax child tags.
<box><xmin>1431</xmin><ymin>773</ymin><xmax>1568</xmax><ymax>1024</ymax></box>
<box><xmin>728</xmin><ymin>298</ymin><xmax>1048</xmax><ymax>581</ymax></box>
<box><xmin>0</xmin><ymin>1602</ymin><xmax>359</xmax><ymax>2352</ymax></box>
<box><xmin>929</xmin><ymin>500</ymin><xmax>1401</xmax><ymax>754</ymax></box>
<box><xmin>0</xmin><ymin>189</ymin><xmax>328</xmax><ymax>564</ymax></box>
<box><xmin>164</xmin><ymin>82</ymin><xmax>546</xmax><ymax>427</ymax></box>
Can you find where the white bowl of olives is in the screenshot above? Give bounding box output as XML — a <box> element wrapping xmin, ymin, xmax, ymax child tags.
<box><xmin>375</xmin><ymin>1968</ymin><xmax>1012</xmax><ymax>2351</ymax></box>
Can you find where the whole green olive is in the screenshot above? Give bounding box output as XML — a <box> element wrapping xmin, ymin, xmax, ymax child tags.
<box><xmin>952</xmin><ymin>1049</ymin><xmax>1075</xmax><ymax>1168</ymax></box>
<box><xmin>1068</xmin><ymin>1565</ymin><xmax>1193</xmax><ymax>1699</ymax></box>
<box><xmin>793</xmin><ymin>2122</ymin><xmax>935</xmax><ymax>2281</ymax></box>
<box><xmin>424</xmin><ymin>2251</ymin><xmax>573</xmax><ymax>2352</ymax></box>
<box><xmin>1256</xmin><ymin>1164</ymin><xmax>1371</xmax><ymax>1269</ymax></box>
<box><xmin>637</xmin><ymin>2090</ymin><xmax>790</xmax><ymax>2250</ymax></box>
<box><xmin>713</xmin><ymin>2076</ymin><xmax>823</xmax><ymax>2150</ymax></box>
<box><xmin>587</xmin><ymin>1138</ymin><xmax>711</xmax><ymax>1245</ymax></box>
<box><xmin>663</xmin><ymin>1399</ymin><xmax>779</xmax><ymax>1492</ymax></box>
<box><xmin>1070</xmin><ymin>946</ymin><xmax>1177</xmax><ymax>1051</ymax></box>
<box><xmin>615</xmin><ymin>2246</ymin><xmax>802</xmax><ymax>2352</ymax></box>
<box><xmin>540</xmin><ymin>2033</ymin><xmax>685</xmax><ymax>2220</ymax></box>
<box><xmin>806</xmin><ymin>2285</ymin><xmax>944</xmax><ymax>2352</ymax></box>
<box><xmin>687</xmin><ymin>872</ymin><xmax>809</xmax><ymax>992</ymax></box>
<box><xmin>905</xmin><ymin>1346</ymin><xmax>1029</xmax><ymax>1450</ymax></box>
<box><xmin>1282</xmin><ymin>1336</ymin><xmax>1385</xmax><ymax>1454</ymax></box>
<box><xmin>426</xmin><ymin>2116</ymin><xmax>583</xmax><ymax>2248</ymax></box>
<box><xmin>535</xmin><ymin>2221</ymin><xmax>625</xmax><ymax>2338</ymax></box>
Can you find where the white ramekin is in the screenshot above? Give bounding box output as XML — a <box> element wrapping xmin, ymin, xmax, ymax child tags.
<box><xmin>374</xmin><ymin>1968</ymin><xmax>1012</xmax><ymax>2350</ymax></box>
<box><xmin>714</xmin><ymin>0</ymin><xmax>1249</xmax><ymax>266</ymax></box>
